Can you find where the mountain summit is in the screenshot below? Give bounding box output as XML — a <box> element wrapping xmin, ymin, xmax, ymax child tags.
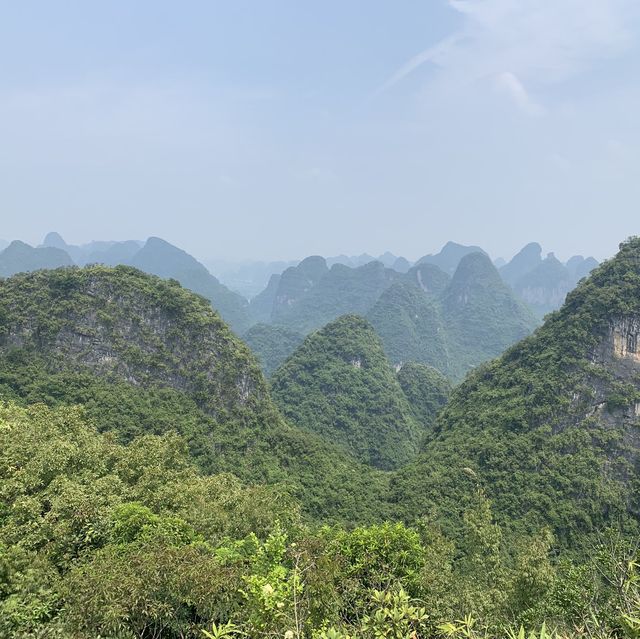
<box><xmin>270</xmin><ymin>314</ymin><xmax>424</xmax><ymax>470</ymax></box>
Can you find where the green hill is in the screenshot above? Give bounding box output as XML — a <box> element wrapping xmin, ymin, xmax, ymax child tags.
<box><xmin>365</xmin><ymin>255</ymin><xmax>537</xmax><ymax>381</ymax></box>
<box><xmin>242</xmin><ymin>323</ymin><xmax>304</xmax><ymax>376</ymax></box>
<box><xmin>389</xmin><ymin>237</ymin><xmax>640</xmax><ymax>544</ymax></box>
<box><xmin>366</xmin><ymin>282</ymin><xmax>451</xmax><ymax>375</ymax></box>
<box><xmin>270</xmin><ymin>315</ymin><xmax>423</xmax><ymax>470</ymax></box>
<box><xmin>0</xmin><ymin>265</ymin><xmax>387</xmax><ymax>522</ymax></box>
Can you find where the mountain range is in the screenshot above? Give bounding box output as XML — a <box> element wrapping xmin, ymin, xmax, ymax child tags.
<box><xmin>0</xmin><ymin>234</ymin><xmax>638</xmax><ymax>638</ymax></box>
<box><xmin>0</xmin><ymin>234</ymin><xmax>599</xmax><ymax>380</ymax></box>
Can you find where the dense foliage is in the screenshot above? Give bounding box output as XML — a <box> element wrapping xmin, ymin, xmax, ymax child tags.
<box><xmin>243</xmin><ymin>324</ymin><xmax>304</xmax><ymax>376</ymax></box>
<box><xmin>396</xmin><ymin>362</ymin><xmax>452</xmax><ymax>429</ymax></box>
<box><xmin>390</xmin><ymin>237</ymin><xmax>640</xmax><ymax>544</ymax></box>
<box><xmin>271</xmin><ymin>260</ymin><xmax>401</xmax><ymax>334</ymax></box>
<box><xmin>0</xmin><ymin>240</ymin><xmax>638</xmax><ymax>638</ymax></box>
<box><xmin>0</xmin><ymin>265</ymin><xmax>388</xmax><ymax>523</ymax></box>
<box><xmin>2</xmin><ymin>402</ymin><xmax>638</xmax><ymax>638</ymax></box>
<box><xmin>367</xmin><ymin>254</ymin><xmax>537</xmax><ymax>380</ymax></box>
<box><xmin>271</xmin><ymin>315</ymin><xmax>427</xmax><ymax>470</ymax></box>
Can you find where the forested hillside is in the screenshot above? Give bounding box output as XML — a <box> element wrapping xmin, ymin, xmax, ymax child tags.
<box><xmin>270</xmin><ymin>315</ymin><xmax>425</xmax><ymax>469</ymax></box>
<box><xmin>0</xmin><ymin>265</ymin><xmax>388</xmax><ymax>522</ymax></box>
<box><xmin>390</xmin><ymin>237</ymin><xmax>640</xmax><ymax>545</ymax></box>
<box><xmin>0</xmin><ymin>240</ymin><xmax>635</xmax><ymax>639</ymax></box>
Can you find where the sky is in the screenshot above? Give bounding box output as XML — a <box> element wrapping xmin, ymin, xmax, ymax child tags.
<box><xmin>1</xmin><ymin>0</ymin><xmax>640</xmax><ymax>262</ymax></box>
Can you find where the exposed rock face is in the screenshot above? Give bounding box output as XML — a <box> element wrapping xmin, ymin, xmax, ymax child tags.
<box><xmin>0</xmin><ymin>266</ymin><xmax>267</xmax><ymax>417</ymax></box>
<box><xmin>610</xmin><ymin>318</ymin><xmax>640</xmax><ymax>363</ymax></box>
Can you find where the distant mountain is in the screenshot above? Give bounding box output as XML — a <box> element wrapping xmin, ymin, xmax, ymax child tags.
<box><xmin>249</xmin><ymin>273</ymin><xmax>282</xmax><ymax>324</ymax></box>
<box><xmin>41</xmin><ymin>231</ymin><xmax>84</xmax><ymax>263</ymax></box>
<box><xmin>130</xmin><ymin>237</ymin><xmax>253</xmax><ymax>334</ymax></box>
<box><xmin>442</xmin><ymin>252</ymin><xmax>539</xmax><ymax>379</ymax></box>
<box><xmin>499</xmin><ymin>242</ymin><xmax>542</xmax><ymax>287</ymax></box>
<box><xmin>367</xmin><ymin>282</ymin><xmax>451</xmax><ymax>375</ymax></box>
<box><xmin>0</xmin><ymin>240</ymin><xmax>73</xmax><ymax>277</ymax></box>
<box><xmin>390</xmin><ymin>237</ymin><xmax>640</xmax><ymax>543</ymax></box>
<box><xmin>392</xmin><ymin>256</ymin><xmax>412</xmax><ymax>273</ymax></box>
<box><xmin>207</xmin><ymin>258</ymin><xmax>298</xmax><ymax>298</ymax></box>
<box><xmin>272</xmin><ymin>260</ymin><xmax>400</xmax><ymax>333</ymax></box>
<box><xmin>512</xmin><ymin>253</ymin><xmax>573</xmax><ymax>318</ymax></box>
<box><xmin>567</xmin><ymin>255</ymin><xmax>599</xmax><ymax>282</ymax></box>
<box><xmin>499</xmin><ymin>243</ymin><xmax>599</xmax><ymax>317</ymax></box>
<box><xmin>85</xmin><ymin>240</ymin><xmax>142</xmax><ymax>266</ymax></box>
<box><xmin>366</xmin><ymin>254</ymin><xmax>537</xmax><ymax>380</ymax></box>
<box><xmin>39</xmin><ymin>233</ymin><xmax>253</xmax><ymax>332</ymax></box>
<box><xmin>270</xmin><ymin>315</ymin><xmax>423</xmax><ymax>470</ymax></box>
<box><xmin>416</xmin><ymin>241</ymin><xmax>488</xmax><ymax>275</ymax></box>
<box><xmin>271</xmin><ymin>255</ymin><xmax>329</xmax><ymax>321</ymax></box>
<box><xmin>41</xmin><ymin>232</ymin><xmax>145</xmax><ymax>266</ymax></box>
<box><xmin>243</xmin><ymin>323</ymin><xmax>304</xmax><ymax>376</ymax></box>
<box><xmin>377</xmin><ymin>251</ymin><xmax>399</xmax><ymax>268</ymax></box>
<box><xmin>406</xmin><ymin>262</ymin><xmax>451</xmax><ymax>297</ymax></box>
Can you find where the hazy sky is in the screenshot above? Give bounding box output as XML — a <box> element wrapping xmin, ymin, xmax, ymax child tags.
<box><xmin>1</xmin><ymin>1</ymin><xmax>640</xmax><ymax>262</ymax></box>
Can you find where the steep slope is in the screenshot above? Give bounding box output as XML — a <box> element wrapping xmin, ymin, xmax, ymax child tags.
<box><xmin>406</xmin><ymin>263</ymin><xmax>451</xmax><ymax>296</ymax></box>
<box><xmin>270</xmin><ymin>255</ymin><xmax>329</xmax><ymax>323</ymax></box>
<box><xmin>42</xmin><ymin>231</ymin><xmax>86</xmax><ymax>263</ymax></box>
<box><xmin>249</xmin><ymin>273</ymin><xmax>282</xmax><ymax>323</ymax></box>
<box><xmin>131</xmin><ymin>237</ymin><xmax>252</xmax><ymax>334</ymax></box>
<box><xmin>243</xmin><ymin>323</ymin><xmax>304</xmax><ymax>376</ymax></box>
<box><xmin>416</xmin><ymin>241</ymin><xmax>488</xmax><ymax>275</ymax></box>
<box><xmin>392</xmin><ymin>256</ymin><xmax>412</xmax><ymax>273</ymax></box>
<box><xmin>567</xmin><ymin>255</ymin><xmax>599</xmax><ymax>283</ymax></box>
<box><xmin>442</xmin><ymin>252</ymin><xmax>539</xmax><ymax>380</ymax></box>
<box><xmin>273</xmin><ymin>261</ymin><xmax>401</xmax><ymax>333</ymax></box>
<box><xmin>390</xmin><ymin>237</ymin><xmax>640</xmax><ymax>543</ymax></box>
<box><xmin>499</xmin><ymin>242</ymin><xmax>542</xmax><ymax>287</ymax></box>
<box><xmin>366</xmin><ymin>282</ymin><xmax>451</xmax><ymax>374</ymax></box>
<box><xmin>0</xmin><ymin>266</ymin><xmax>387</xmax><ymax>522</ymax></box>
<box><xmin>396</xmin><ymin>362</ymin><xmax>451</xmax><ymax>429</ymax></box>
<box><xmin>86</xmin><ymin>240</ymin><xmax>142</xmax><ymax>266</ymax></box>
<box><xmin>0</xmin><ymin>240</ymin><xmax>73</xmax><ymax>277</ymax></box>
<box><xmin>513</xmin><ymin>253</ymin><xmax>572</xmax><ymax>318</ymax></box>
<box><xmin>270</xmin><ymin>315</ymin><xmax>423</xmax><ymax>470</ymax></box>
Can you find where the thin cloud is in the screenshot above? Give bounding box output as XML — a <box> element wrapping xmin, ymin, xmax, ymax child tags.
<box><xmin>494</xmin><ymin>71</ymin><xmax>545</xmax><ymax>116</ymax></box>
<box><xmin>377</xmin><ymin>0</ymin><xmax>640</xmax><ymax>105</ymax></box>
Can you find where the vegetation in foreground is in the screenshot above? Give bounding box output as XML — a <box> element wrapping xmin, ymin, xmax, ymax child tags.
<box><xmin>1</xmin><ymin>401</ymin><xmax>639</xmax><ymax>639</ymax></box>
